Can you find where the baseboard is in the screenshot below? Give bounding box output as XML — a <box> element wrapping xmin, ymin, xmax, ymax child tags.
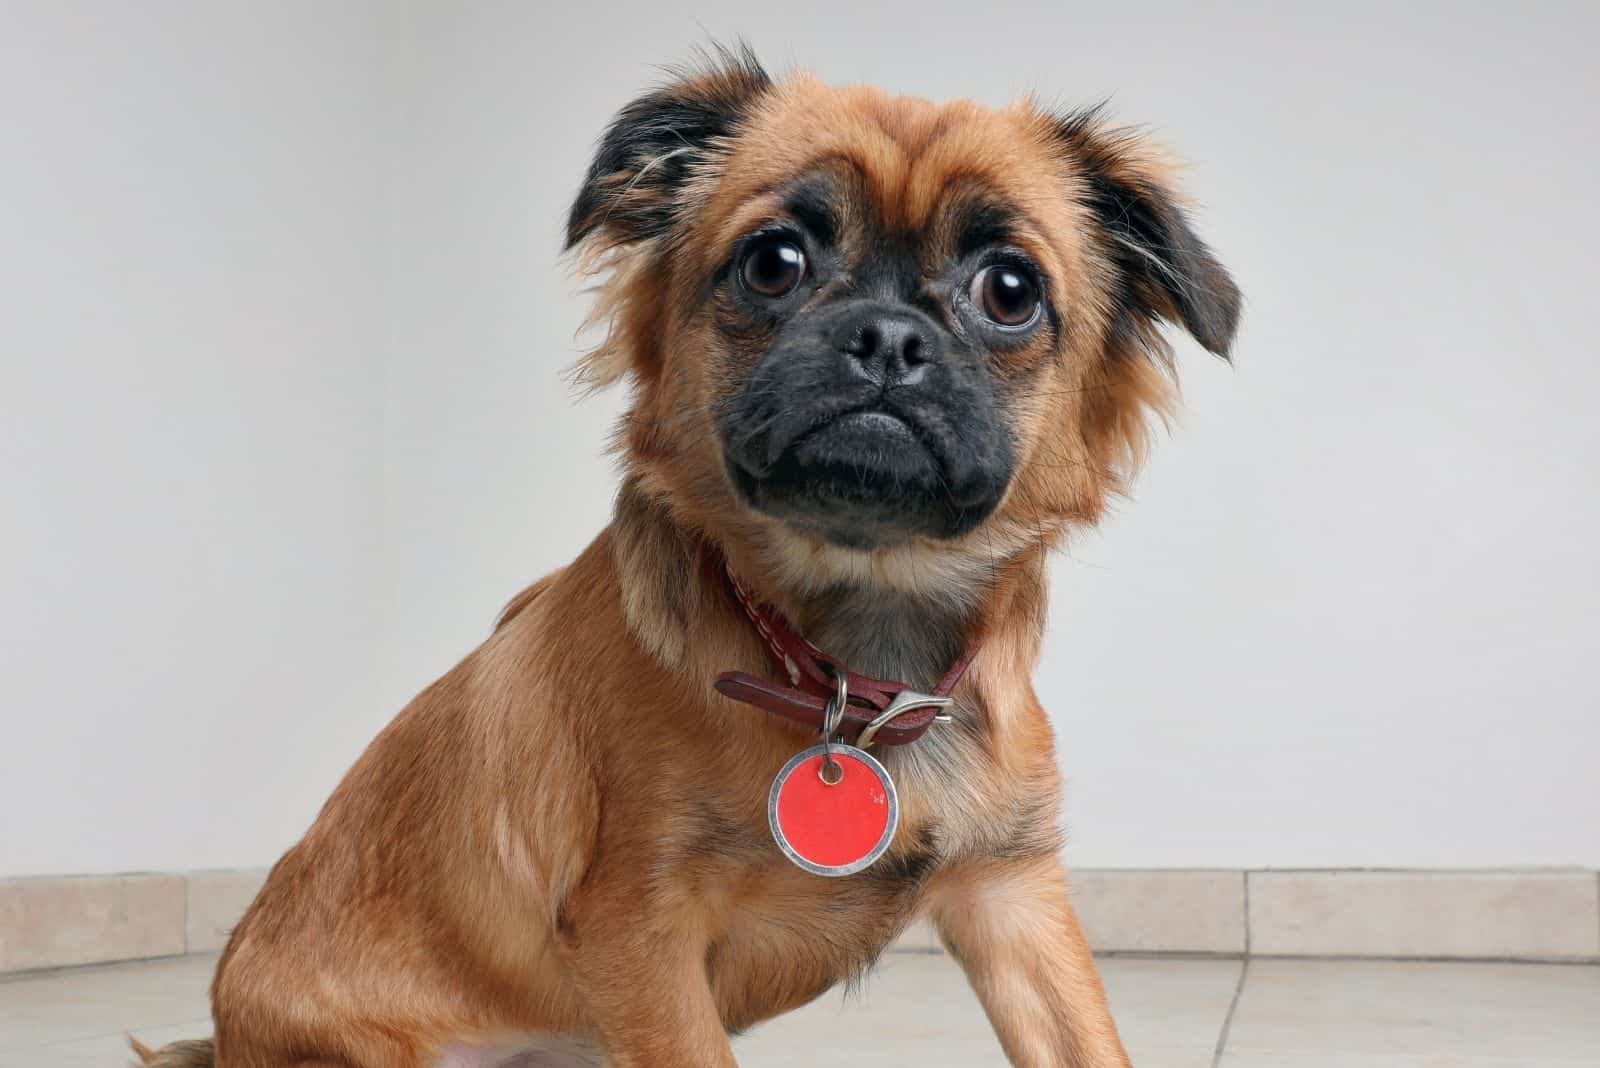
<box><xmin>3</xmin><ymin>867</ymin><xmax>1596</xmax><ymax>975</ymax></box>
<box><xmin>0</xmin><ymin>869</ymin><xmax>264</xmax><ymax>974</ymax></box>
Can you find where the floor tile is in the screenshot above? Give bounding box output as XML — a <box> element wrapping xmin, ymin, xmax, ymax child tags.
<box><xmin>2</xmin><ymin>951</ymin><xmax>1237</xmax><ymax>1066</ymax></box>
<box><xmin>27</xmin><ymin>952</ymin><xmax>1598</xmax><ymax>1068</ymax></box>
<box><xmin>0</xmin><ymin>954</ymin><xmax>214</xmax><ymax>1050</ymax></box>
<box><xmin>0</xmin><ymin>1019</ymin><xmax>210</xmax><ymax>1068</ymax></box>
<box><xmin>1096</xmin><ymin>957</ymin><xmax>1244</xmax><ymax>1068</ymax></box>
<box><xmin>1221</xmin><ymin>1055</ymin><xmax>1599</xmax><ymax>1067</ymax></box>
<box><xmin>1225</xmin><ymin>959</ymin><xmax>1600</xmax><ymax>1062</ymax></box>
<box><xmin>737</xmin><ymin>953</ymin><xmax>1240</xmax><ymax>1067</ymax></box>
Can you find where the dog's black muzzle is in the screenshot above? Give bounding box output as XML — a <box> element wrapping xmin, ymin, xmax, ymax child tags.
<box><xmin>720</xmin><ymin>299</ymin><xmax>1014</xmax><ymax>548</ymax></box>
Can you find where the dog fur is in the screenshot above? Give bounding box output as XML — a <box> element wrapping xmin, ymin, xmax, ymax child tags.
<box><xmin>134</xmin><ymin>45</ymin><xmax>1238</xmax><ymax>1068</ymax></box>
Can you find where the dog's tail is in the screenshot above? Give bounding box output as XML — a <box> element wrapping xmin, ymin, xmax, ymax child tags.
<box><xmin>128</xmin><ymin>1036</ymin><xmax>215</xmax><ymax>1067</ymax></box>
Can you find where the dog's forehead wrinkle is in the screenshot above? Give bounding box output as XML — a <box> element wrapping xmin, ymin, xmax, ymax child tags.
<box><xmin>722</xmin><ymin>87</ymin><xmax>1045</xmax><ymax>233</ymax></box>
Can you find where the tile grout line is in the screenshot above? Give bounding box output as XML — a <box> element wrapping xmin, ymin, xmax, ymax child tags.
<box><xmin>1209</xmin><ymin>957</ymin><xmax>1250</xmax><ymax>1068</ymax></box>
<box><xmin>1220</xmin><ymin>864</ymin><xmax>1250</xmax><ymax>1066</ymax></box>
<box><xmin>0</xmin><ymin>950</ymin><xmax>221</xmax><ymax>986</ymax></box>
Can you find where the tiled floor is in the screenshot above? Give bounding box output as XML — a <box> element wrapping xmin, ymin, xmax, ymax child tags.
<box><xmin>2</xmin><ymin>952</ymin><xmax>1596</xmax><ymax>1067</ymax></box>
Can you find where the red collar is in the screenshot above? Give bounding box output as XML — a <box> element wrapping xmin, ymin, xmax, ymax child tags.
<box><xmin>711</xmin><ymin>563</ymin><xmax>977</xmax><ymax>747</ymax></box>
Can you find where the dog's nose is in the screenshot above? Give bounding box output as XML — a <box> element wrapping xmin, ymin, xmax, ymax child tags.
<box><xmin>840</xmin><ymin>310</ymin><xmax>934</xmax><ymax>387</ymax></box>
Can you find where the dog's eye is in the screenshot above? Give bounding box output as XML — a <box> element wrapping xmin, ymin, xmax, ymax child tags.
<box><xmin>970</xmin><ymin>265</ymin><xmax>1040</xmax><ymax>328</ymax></box>
<box><xmin>740</xmin><ymin>237</ymin><xmax>807</xmax><ymax>298</ymax></box>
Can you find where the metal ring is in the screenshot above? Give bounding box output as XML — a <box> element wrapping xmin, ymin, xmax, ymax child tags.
<box><xmin>818</xmin><ymin>669</ymin><xmax>848</xmax><ymax>783</ymax></box>
<box><xmin>821</xmin><ymin>668</ymin><xmax>848</xmax><ymax>740</ymax></box>
<box><xmin>857</xmin><ymin>690</ymin><xmax>954</xmax><ymax>749</ymax></box>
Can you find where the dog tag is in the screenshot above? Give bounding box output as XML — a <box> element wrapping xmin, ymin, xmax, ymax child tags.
<box><xmin>768</xmin><ymin>743</ymin><xmax>898</xmax><ymax>877</ymax></box>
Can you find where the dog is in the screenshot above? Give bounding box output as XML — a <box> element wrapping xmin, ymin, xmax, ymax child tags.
<box><xmin>133</xmin><ymin>45</ymin><xmax>1238</xmax><ymax>1068</ymax></box>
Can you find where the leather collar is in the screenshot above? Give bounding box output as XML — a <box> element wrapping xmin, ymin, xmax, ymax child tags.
<box><xmin>711</xmin><ymin>561</ymin><xmax>976</xmax><ymax>747</ymax></box>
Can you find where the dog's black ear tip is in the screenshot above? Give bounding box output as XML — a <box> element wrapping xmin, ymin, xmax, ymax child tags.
<box><xmin>1193</xmin><ymin>284</ymin><xmax>1242</xmax><ymax>361</ymax></box>
<box><xmin>1168</xmin><ymin>233</ymin><xmax>1241</xmax><ymax>359</ymax></box>
<box><xmin>563</xmin><ymin>188</ymin><xmax>602</xmax><ymax>252</ymax></box>
<box><xmin>1053</xmin><ymin>109</ymin><xmax>1244</xmax><ymax>362</ymax></box>
<box><xmin>563</xmin><ymin>45</ymin><xmax>772</xmax><ymax>251</ymax></box>
<box><xmin>563</xmin><ymin>209</ymin><xmax>590</xmax><ymax>253</ymax></box>
<box><xmin>1197</xmin><ymin>320</ymin><xmax>1239</xmax><ymax>362</ymax></box>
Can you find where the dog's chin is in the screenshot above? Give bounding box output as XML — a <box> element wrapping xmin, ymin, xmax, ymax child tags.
<box><xmin>726</xmin><ymin>411</ymin><xmax>1002</xmax><ymax>549</ymax></box>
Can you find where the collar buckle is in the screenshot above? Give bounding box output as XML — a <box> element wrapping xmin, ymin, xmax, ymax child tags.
<box><xmin>856</xmin><ymin>690</ymin><xmax>955</xmax><ymax>749</ymax></box>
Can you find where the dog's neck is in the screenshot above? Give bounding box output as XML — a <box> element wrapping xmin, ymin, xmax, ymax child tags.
<box><xmin>610</xmin><ymin>481</ymin><xmax>1043</xmax><ymax>694</ymax></box>
<box><xmin>770</xmin><ymin>580</ymin><xmax>968</xmax><ymax>694</ymax></box>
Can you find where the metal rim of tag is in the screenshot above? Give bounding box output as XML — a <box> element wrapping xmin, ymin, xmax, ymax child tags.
<box><xmin>767</xmin><ymin>742</ymin><xmax>900</xmax><ymax>878</ymax></box>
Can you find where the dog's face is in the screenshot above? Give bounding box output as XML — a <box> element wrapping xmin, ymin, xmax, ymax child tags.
<box><xmin>568</xmin><ymin>50</ymin><xmax>1238</xmax><ymax>584</ymax></box>
<box><xmin>714</xmin><ymin>174</ymin><xmax>1021</xmax><ymax>548</ymax></box>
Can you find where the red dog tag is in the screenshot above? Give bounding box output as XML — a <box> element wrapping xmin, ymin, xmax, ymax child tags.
<box><xmin>768</xmin><ymin>744</ymin><xmax>898</xmax><ymax>877</ymax></box>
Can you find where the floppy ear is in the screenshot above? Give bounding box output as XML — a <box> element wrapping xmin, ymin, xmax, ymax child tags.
<box><xmin>565</xmin><ymin>44</ymin><xmax>771</xmax><ymax>252</ymax></box>
<box><xmin>1053</xmin><ymin>108</ymin><xmax>1241</xmax><ymax>359</ymax></box>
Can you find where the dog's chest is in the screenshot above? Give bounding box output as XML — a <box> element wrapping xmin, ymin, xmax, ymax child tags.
<box><xmin>697</xmin><ymin>706</ymin><xmax>1013</xmax><ymax>1030</ymax></box>
<box><xmin>692</xmin><ymin>586</ymin><xmax>1047</xmax><ymax>1027</ymax></box>
<box><xmin>701</xmin><ymin>849</ymin><xmax>936</xmax><ymax>1030</ymax></box>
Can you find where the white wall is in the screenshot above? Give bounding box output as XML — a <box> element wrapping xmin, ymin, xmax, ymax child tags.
<box><xmin>4</xmin><ymin>2</ymin><xmax>1597</xmax><ymax>878</ymax></box>
<box><xmin>0</xmin><ymin>3</ymin><xmax>390</xmax><ymax>876</ymax></box>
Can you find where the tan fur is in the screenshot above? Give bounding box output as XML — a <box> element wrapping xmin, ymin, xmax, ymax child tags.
<box><xmin>135</xmin><ymin>57</ymin><xmax>1239</xmax><ymax>1067</ymax></box>
<box><xmin>928</xmin><ymin>860</ymin><xmax>1125</xmax><ymax>1067</ymax></box>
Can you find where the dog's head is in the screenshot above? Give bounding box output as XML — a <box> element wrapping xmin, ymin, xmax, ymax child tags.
<box><xmin>568</xmin><ymin>48</ymin><xmax>1239</xmax><ymax>593</ymax></box>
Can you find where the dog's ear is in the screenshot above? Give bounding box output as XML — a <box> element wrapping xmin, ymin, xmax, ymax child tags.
<box><xmin>1052</xmin><ymin>108</ymin><xmax>1241</xmax><ymax>359</ymax></box>
<box><xmin>566</xmin><ymin>44</ymin><xmax>771</xmax><ymax>252</ymax></box>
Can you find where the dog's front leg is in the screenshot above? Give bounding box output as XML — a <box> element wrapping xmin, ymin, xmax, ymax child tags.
<box><xmin>927</xmin><ymin>858</ymin><xmax>1131</xmax><ymax>1068</ymax></box>
<box><xmin>556</xmin><ymin>884</ymin><xmax>738</xmax><ymax>1068</ymax></box>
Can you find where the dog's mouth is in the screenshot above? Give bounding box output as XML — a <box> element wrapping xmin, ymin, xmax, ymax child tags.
<box><xmin>791</xmin><ymin>408</ymin><xmax>929</xmax><ymax>471</ymax></box>
<box><xmin>725</xmin><ymin>404</ymin><xmax>1002</xmax><ymax>548</ymax></box>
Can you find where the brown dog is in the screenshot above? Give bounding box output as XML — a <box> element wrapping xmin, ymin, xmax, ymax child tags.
<box><xmin>134</xmin><ymin>46</ymin><xmax>1238</xmax><ymax>1068</ymax></box>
